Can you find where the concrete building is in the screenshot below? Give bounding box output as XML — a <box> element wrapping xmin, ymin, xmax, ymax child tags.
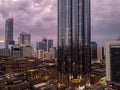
<box><xmin>98</xmin><ymin>46</ymin><xmax>104</xmax><ymax>61</ymax></box>
<box><xmin>18</xmin><ymin>32</ymin><xmax>31</xmax><ymax>46</ymax></box>
<box><xmin>106</xmin><ymin>41</ymin><xmax>120</xmax><ymax>89</ymax></box>
<box><xmin>32</xmin><ymin>51</ymin><xmax>37</xmax><ymax>58</ymax></box>
<box><xmin>22</xmin><ymin>46</ymin><xmax>32</xmax><ymax>58</ymax></box>
<box><xmin>0</xmin><ymin>48</ymin><xmax>10</xmax><ymax>57</ymax></box>
<box><xmin>44</xmin><ymin>52</ymin><xmax>50</xmax><ymax>60</ymax></box>
<box><xmin>49</xmin><ymin>47</ymin><xmax>56</xmax><ymax>60</ymax></box>
<box><xmin>11</xmin><ymin>45</ymin><xmax>22</xmax><ymax>58</ymax></box>
<box><xmin>37</xmin><ymin>50</ymin><xmax>44</xmax><ymax>59</ymax></box>
<box><xmin>5</xmin><ymin>18</ymin><xmax>14</xmax><ymax>48</ymax></box>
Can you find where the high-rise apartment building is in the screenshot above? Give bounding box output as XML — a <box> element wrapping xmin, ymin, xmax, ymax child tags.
<box><xmin>5</xmin><ymin>18</ymin><xmax>13</xmax><ymax>48</ymax></box>
<box><xmin>58</xmin><ymin>0</ymin><xmax>91</xmax><ymax>82</ymax></box>
<box><xmin>18</xmin><ymin>32</ymin><xmax>31</xmax><ymax>46</ymax></box>
<box><xmin>106</xmin><ymin>41</ymin><xmax>120</xmax><ymax>89</ymax></box>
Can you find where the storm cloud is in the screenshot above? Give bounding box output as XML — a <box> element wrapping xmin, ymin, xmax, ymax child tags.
<box><xmin>0</xmin><ymin>0</ymin><xmax>120</xmax><ymax>48</ymax></box>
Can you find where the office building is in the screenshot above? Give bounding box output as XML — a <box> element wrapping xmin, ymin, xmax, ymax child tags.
<box><xmin>106</xmin><ymin>41</ymin><xmax>120</xmax><ymax>89</ymax></box>
<box><xmin>49</xmin><ymin>47</ymin><xmax>56</xmax><ymax>60</ymax></box>
<box><xmin>22</xmin><ymin>46</ymin><xmax>32</xmax><ymax>58</ymax></box>
<box><xmin>98</xmin><ymin>46</ymin><xmax>104</xmax><ymax>61</ymax></box>
<box><xmin>48</xmin><ymin>40</ymin><xmax>53</xmax><ymax>51</ymax></box>
<box><xmin>58</xmin><ymin>0</ymin><xmax>91</xmax><ymax>82</ymax></box>
<box><xmin>18</xmin><ymin>32</ymin><xmax>31</xmax><ymax>46</ymax></box>
<box><xmin>44</xmin><ymin>52</ymin><xmax>50</xmax><ymax>60</ymax></box>
<box><xmin>11</xmin><ymin>45</ymin><xmax>22</xmax><ymax>58</ymax></box>
<box><xmin>37</xmin><ymin>50</ymin><xmax>44</xmax><ymax>59</ymax></box>
<box><xmin>0</xmin><ymin>48</ymin><xmax>10</xmax><ymax>57</ymax></box>
<box><xmin>91</xmin><ymin>42</ymin><xmax>97</xmax><ymax>59</ymax></box>
<box><xmin>5</xmin><ymin>18</ymin><xmax>14</xmax><ymax>48</ymax></box>
<box><xmin>42</xmin><ymin>37</ymin><xmax>47</xmax><ymax>51</ymax></box>
<box><xmin>36</xmin><ymin>42</ymin><xmax>46</xmax><ymax>51</ymax></box>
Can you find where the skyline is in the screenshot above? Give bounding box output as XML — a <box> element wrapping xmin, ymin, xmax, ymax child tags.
<box><xmin>0</xmin><ymin>0</ymin><xmax>120</xmax><ymax>48</ymax></box>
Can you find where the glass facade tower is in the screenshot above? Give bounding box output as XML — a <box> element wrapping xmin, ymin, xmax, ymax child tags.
<box><xmin>5</xmin><ymin>18</ymin><xmax>13</xmax><ymax>48</ymax></box>
<box><xmin>58</xmin><ymin>0</ymin><xmax>91</xmax><ymax>80</ymax></box>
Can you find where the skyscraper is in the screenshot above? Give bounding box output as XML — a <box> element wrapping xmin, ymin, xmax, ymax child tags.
<box><xmin>58</xmin><ymin>0</ymin><xmax>91</xmax><ymax>82</ymax></box>
<box><xmin>5</xmin><ymin>18</ymin><xmax>13</xmax><ymax>48</ymax></box>
<box><xmin>91</xmin><ymin>41</ymin><xmax>97</xmax><ymax>59</ymax></box>
<box><xmin>42</xmin><ymin>37</ymin><xmax>47</xmax><ymax>51</ymax></box>
<box><xmin>106</xmin><ymin>41</ymin><xmax>120</xmax><ymax>89</ymax></box>
<box><xmin>36</xmin><ymin>42</ymin><xmax>46</xmax><ymax>51</ymax></box>
<box><xmin>18</xmin><ymin>32</ymin><xmax>31</xmax><ymax>46</ymax></box>
<box><xmin>48</xmin><ymin>39</ymin><xmax>53</xmax><ymax>51</ymax></box>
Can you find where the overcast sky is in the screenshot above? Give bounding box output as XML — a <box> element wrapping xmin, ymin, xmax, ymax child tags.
<box><xmin>0</xmin><ymin>0</ymin><xmax>120</xmax><ymax>48</ymax></box>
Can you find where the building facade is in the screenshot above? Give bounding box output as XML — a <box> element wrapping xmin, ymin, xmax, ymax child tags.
<box><xmin>48</xmin><ymin>40</ymin><xmax>53</xmax><ymax>51</ymax></box>
<box><xmin>22</xmin><ymin>46</ymin><xmax>32</xmax><ymax>58</ymax></box>
<box><xmin>37</xmin><ymin>50</ymin><xmax>44</xmax><ymax>59</ymax></box>
<box><xmin>5</xmin><ymin>18</ymin><xmax>13</xmax><ymax>48</ymax></box>
<box><xmin>106</xmin><ymin>41</ymin><xmax>120</xmax><ymax>89</ymax></box>
<box><xmin>49</xmin><ymin>47</ymin><xmax>56</xmax><ymax>60</ymax></box>
<box><xmin>91</xmin><ymin>41</ymin><xmax>97</xmax><ymax>59</ymax></box>
<box><xmin>18</xmin><ymin>32</ymin><xmax>31</xmax><ymax>46</ymax></box>
<box><xmin>42</xmin><ymin>37</ymin><xmax>47</xmax><ymax>51</ymax></box>
<box><xmin>58</xmin><ymin>0</ymin><xmax>91</xmax><ymax>81</ymax></box>
<box><xmin>0</xmin><ymin>48</ymin><xmax>10</xmax><ymax>57</ymax></box>
<box><xmin>11</xmin><ymin>45</ymin><xmax>22</xmax><ymax>58</ymax></box>
<box><xmin>98</xmin><ymin>46</ymin><xmax>104</xmax><ymax>61</ymax></box>
<box><xmin>36</xmin><ymin>42</ymin><xmax>46</xmax><ymax>51</ymax></box>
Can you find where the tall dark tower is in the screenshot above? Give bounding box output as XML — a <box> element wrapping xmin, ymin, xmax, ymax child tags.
<box><xmin>42</xmin><ymin>37</ymin><xmax>47</xmax><ymax>51</ymax></box>
<box><xmin>5</xmin><ymin>18</ymin><xmax>13</xmax><ymax>48</ymax></box>
<box><xmin>58</xmin><ymin>0</ymin><xmax>91</xmax><ymax>83</ymax></box>
<box><xmin>48</xmin><ymin>39</ymin><xmax>53</xmax><ymax>51</ymax></box>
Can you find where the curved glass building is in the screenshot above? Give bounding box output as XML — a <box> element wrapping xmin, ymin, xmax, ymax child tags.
<box><xmin>58</xmin><ymin>0</ymin><xmax>91</xmax><ymax>81</ymax></box>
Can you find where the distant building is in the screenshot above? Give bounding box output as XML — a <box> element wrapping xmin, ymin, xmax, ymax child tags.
<box><xmin>22</xmin><ymin>46</ymin><xmax>32</xmax><ymax>58</ymax></box>
<box><xmin>37</xmin><ymin>50</ymin><xmax>44</xmax><ymax>59</ymax></box>
<box><xmin>49</xmin><ymin>47</ymin><xmax>56</xmax><ymax>60</ymax></box>
<box><xmin>32</xmin><ymin>51</ymin><xmax>37</xmax><ymax>58</ymax></box>
<box><xmin>106</xmin><ymin>41</ymin><xmax>120</xmax><ymax>89</ymax></box>
<box><xmin>36</xmin><ymin>42</ymin><xmax>46</xmax><ymax>51</ymax></box>
<box><xmin>91</xmin><ymin>42</ymin><xmax>97</xmax><ymax>59</ymax></box>
<box><xmin>98</xmin><ymin>46</ymin><xmax>104</xmax><ymax>61</ymax></box>
<box><xmin>5</xmin><ymin>18</ymin><xmax>14</xmax><ymax>48</ymax></box>
<box><xmin>11</xmin><ymin>45</ymin><xmax>22</xmax><ymax>58</ymax></box>
<box><xmin>18</xmin><ymin>32</ymin><xmax>31</xmax><ymax>46</ymax></box>
<box><xmin>36</xmin><ymin>50</ymin><xmax>51</xmax><ymax>60</ymax></box>
<box><xmin>48</xmin><ymin>40</ymin><xmax>53</xmax><ymax>51</ymax></box>
<box><xmin>42</xmin><ymin>37</ymin><xmax>47</xmax><ymax>51</ymax></box>
<box><xmin>44</xmin><ymin>52</ymin><xmax>50</xmax><ymax>60</ymax></box>
<box><xmin>0</xmin><ymin>48</ymin><xmax>10</xmax><ymax>57</ymax></box>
